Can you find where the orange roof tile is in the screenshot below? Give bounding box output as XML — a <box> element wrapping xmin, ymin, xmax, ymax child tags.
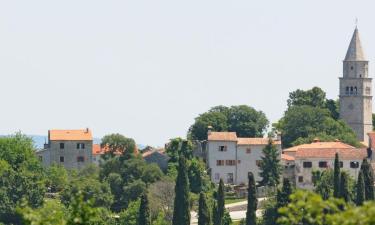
<box><xmin>295</xmin><ymin>148</ymin><xmax>367</xmax><ymax>160</ymax></box>
<box><xmin>92</xmin><ymin>144</ymin><xmax>139</xmax><ymax>156</ymax></box>
<box><xmin>142</xmin><ymin>148</ymin><xmax>166</xmax><ymax>158</ymax></box>
<box><xmin>208</xmin><ymin>132</ymin><xmax>237</xmax><ymax>142</ymax></box>
<box><xmin>281</xmin><ymin>154</ymin><xmax>295</xmax><ymax>161</ymax></box>
<box><xmin>237</xmin><ymin>138</ymin><xmax>281</xmax><ymax>145</ymax></box>
<box><xmin>283</xmin><ymin>141</ymin><xmax>355</xmax><ymax>152</ymax></box>
<box><xmin>49</xmin><ymin>129</ymin><xmax>92</xmax><ymax>141</ymax></box>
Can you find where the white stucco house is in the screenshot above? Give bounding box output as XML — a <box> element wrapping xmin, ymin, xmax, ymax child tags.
<box><xmin>206</xmin><ymin>131</ymin><xmax>281</xmax><ymax>185</ymax></box>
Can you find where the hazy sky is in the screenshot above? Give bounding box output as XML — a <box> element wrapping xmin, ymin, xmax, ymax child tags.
<box><xmin>1</xmin><ymin>0</ymin><xmax>375</xmax><ymax>146</ymax></box>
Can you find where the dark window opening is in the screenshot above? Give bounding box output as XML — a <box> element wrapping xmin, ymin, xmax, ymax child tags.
<box><xmin>219</xmin><ymin>146</ymin><xmax>227</xmax><ymax>152</ymax></box>
<box><xmin>303</xmin><ymin>161</ymin><xmax>312</xmax><ymax>168</ymax></box>
<box><xmin>298</xmin><ymin>176</ymin><xmax>304</xmax><ymax>182</ymax></box>
<box><xmin>60</xmin><ymin>143</ymin><xmax>64</xmax><ymax>149</ymax></box>
<box><xmin>345</xmin><ymin>86</ymin><xmax>349</xmax><ymax>95</ymax></box>
<box><xmin>77</xmin><ymin>156</ymin><xmax>85</xmax><ymax>162</ymax></box>
<box><xmin>350</xmin><ymin>161</ymin><xmax>359</xmax><ymax>168</ymax></box>
<box><xmin>60</xmin><ymin>156</ymin><xmax>64</xmax><ymax>162</ymax></box>
<box><xmin>351</xmin><ymin>66</ymin><xmax>354</xmax><ymax>70</ymax></box>
<box><xmin>340</xmin><ymin>161</ymin><xmax>343</xmax><ymax>168</ymax></box>
<box><xmin>319</xmin><ymin>161</ymin><xmax>328</xmax><ymax>168</ymax></box>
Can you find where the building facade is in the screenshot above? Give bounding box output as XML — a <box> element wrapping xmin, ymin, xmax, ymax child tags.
<box><xmin>294</xmin><ymin>148</ymin><xmax>368</xmax><ymax>189</ymax></box>
<box><xmin>206</xmin><ymin>131</ymin><xmax>281</xmax><ymax>185</ymax></box>
<box><xmin>339</xmin><ymin>27</ymin><xmax>373</xmax><ymax>144</ymax></box>
<box><xmin>37</xmin><ymin>129</ymin><xmax>93</xmax><ymax>169</ymax></box>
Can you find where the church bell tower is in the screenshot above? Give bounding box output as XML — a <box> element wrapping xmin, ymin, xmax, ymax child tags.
<box><xmin>339</xmin><ymin>27</ymin><xmax>373</xmax><ymax>144</ymax></box>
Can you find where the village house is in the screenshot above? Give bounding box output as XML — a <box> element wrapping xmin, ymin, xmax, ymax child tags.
<box><xmin>36</xmin><ymin>129</ymin><xmax>93</xmax><ymax>169</ymax></box>
<box><xmin>206</xmin><ymin>130</ymin><xmax>281</xmax><ymax>185</ymax></box>
<box><xmin>142</xmin><ymin>148</ymin><xmax>170</xmax><ymax>172</ymax></box>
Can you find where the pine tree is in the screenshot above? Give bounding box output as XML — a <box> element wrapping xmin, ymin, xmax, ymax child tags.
<box><xmin>172</xmin><ymin>156</ymin><xmax>190</xmax><ymax>225</ymax></box>
<box><xmin>246</xmin><ymin>172</ymin><xmax>257</xmax><ymax>225</ymax></box>
<box><xmin>138</xmin><ymin>194</ymin><xmax>151</xmax><ymax>225</ymax></box>
<box><xmin>216</xmin><ymin>179</ymin><xmax>225</xmax><ymax>225</ymax></box>
<box><xmin>333</xmin><ymin>153</ymin><xmax>340</xmax><ymax>198</ymax></box>
<box><xmin>259</xmin><ymin>138</ymin><xmax>282</xmax><ymax>187</ymax></box>
<box><xmin>339</xmin><ymin>172</ymin><xmax>350</xmax><ymax>202</ymax></box>
<box><xmin>356</xmin><ymin>170</ymin><xmax>365</xmax><ymax>206</ymax></box>
<box><xmin>198</xmin><ymin>192</ymin><xmax>210</xmax><ymax>225</ymax></box>
<box><xmin>360</xmin><ymin>158</ymin><xmax>374</xmax><ymax>200</ymax></box>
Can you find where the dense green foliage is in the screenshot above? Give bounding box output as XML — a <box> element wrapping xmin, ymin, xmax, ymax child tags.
<box><xmin>217</xmin><ymin>179</ymin><xmax>226</xmax><ymax>225</ymax></box>
<box><xmin>0</xmin><ymin>134</ymin><xmax>45</xmax><ymax>224</ymax></box>
<box><xmin>172</xmin><ymin>156</ymin><xmax>190</xmax><ymax>225</ymax></box>
<box><xmin>258</xmin><ymin>139</ymin><xmax>282</xmax><ymax>187</ymax></box>
<box><xmin>189</xmin><ymin>105</ymin><xmax>269</xmax><ymax>140</ymax></box>
<box><xmin>339</xmin><ymin>172</ymin><xmax>350</xmax><ymax>202</ymax></box>
<box><xmin>276</xmin><ymin>87</ymin><xmax>359</xmax><ymax>148</ymax></box>
<box><xmin>246</xmin><ymin>173</ymin><xmax>257</xmax><ymax>225</ymax></box>
<box><xmin>198</xmin><ymin>192</ymin><xmax>210</xmax><ymax>225</ymax></box>
<box><xmin>101</xmin><ymin>133</ymin><xmax>137</xmax><ymax>160</ymax></box>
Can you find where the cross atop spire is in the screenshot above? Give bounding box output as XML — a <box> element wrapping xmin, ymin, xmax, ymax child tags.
<box><xmin>344</xmin><ymin>27</ymin><xmax>366</xmax><ymax>61</ymax></box>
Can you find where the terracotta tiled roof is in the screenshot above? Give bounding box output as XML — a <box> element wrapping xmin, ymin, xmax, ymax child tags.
<box><xmin>92</xmin><ymin>144</ymin><xmax>139</xmax><ymax>155</ymax></box>
<box><xmin>281</xmin><ymin>154</ymin><xmax>295</xmax><ymax>161</ymax></box>
<box><xmin>283</xmin><ymin>141</ymin><xmax>355</xmax><ymax>152</ymax></box>
<box><xmin>142</xmin><ymin>148</ymin><xmax>166</xmax><ymax>158</ymax></box>
<box><xmin>237</xmin><ymin>138</ymin><xmax>281</xmax><ymax>145</ymax></box>
<box><xmin>208</xmin><ymin>132</ymin><xmax>237</xmax><ymax>142</ymax></box>
<box><xmin>295</xmin><ymin>148</ymin><xmax>367</xmax><ymax>160</ymax></box>
<box><xmin>368</xmin><ymin>132</ymin><xmax>375</xmax><ymax>149</ymax></box>
<box><xmin>49</xmin><ymin>129</ymin><xmax>92</xmax><ymax>141</ymax></box>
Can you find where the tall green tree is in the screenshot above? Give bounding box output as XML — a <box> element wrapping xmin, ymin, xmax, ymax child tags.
<box><xmin>198</xmin><ymin>192</ymin><xmax>210</xmax><ymax>225</ymax></box>
<box><xmin>276</xmin><ymin>178</ymin><xmax>292</xmax><ymax>209</ymax></box>
<box><xmin>246</xmin><ymin>172</ymin><xmax>257</xmax><ymax>225</ymax></box>
<box><xmin>339</xmin><ymin>172</ymin><xmax>350</xmax><ymax>202</ymax></box>
<box><xmin>101</xmin><ymin>133</ymin><xmax>137</xmax><ymax>160</ymax></box>
<box><xmin>258</xmin><ymin>139</ymin><xmax>282</xmax><ymax>187</ymax></box>
<box><xmin>138</xmin><ymin>194</ymin><xmax>151</xmax><ymax>225</ymax></box>
<box><xmin>356</xmin><ymin>170</ymin><xmax>365</xmax><ymax>206</ymax></box>
<box><xmin>333</xmin><ymin>153</ymin><xmax>341</xmax><ymax>198</ymax></box>
<box><xmin>189</xmin><ymin>105</ymin><xmax>269</xmax><ymax>141</ymax></box>
<box><xmin>172</xmin><ymin>156</ymin><xmax>190</xmax><ymax>225</ymax></box>
<box><xmin>216</xmin><ymin>179</ymin><xmax>226</xmax><ymax>225</ymax></box>
<box><xmin>212</xmin><ymin>202</ymin><xmax>220</xmax><ymax>225</ymax></box>
<box><xmin>360</xmin><ymin>158</ymin><xmax>374</xmax><ymax>200</ymax></box>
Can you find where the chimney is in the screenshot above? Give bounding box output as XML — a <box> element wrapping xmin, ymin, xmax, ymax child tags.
<box><xmin>207</xmin><ymin>126</ymin><xmax>213</xmax><ymax>136</ymax></box>
<box><xmin>85</xmin><ymin>128</ymin><xmax>89</xmax><ymax>133</ymax></box>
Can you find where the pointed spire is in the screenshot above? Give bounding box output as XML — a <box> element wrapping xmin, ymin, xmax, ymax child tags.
<box><xmin>345</xmin><ymin>27</ymin><xmax>366</xmax><ymax>61</ymax></box>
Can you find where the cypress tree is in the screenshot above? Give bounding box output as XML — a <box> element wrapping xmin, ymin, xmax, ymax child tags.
<box><xmin>356</xmin><ymin>170</ymin><xmax>365</xmax><ymax>206</ymax></box>
<box><xmin>333</xmin><ymin>153</ymin><xmax>340</xmax><ymax>198</ymax></box>
<box><xmin>361</xmin><ymin>158</ymin><xmax>374</xmax><ymax>200</ymax></box>
<box><xmin>339</xmin><ymin>172</ymin><xmax>350</xmax><ymax>202</ymax></box>
<box><xmin>138</xmin><ymin>194</ymin><xmax>151</xmax><ymax>225</ymax></box>
<box><xmin>172</xmin><ymin>156</ymin><xmax>190</xmax><ymax>225</ymax></box>
<box><xmin>216</xmin><ymin>179</ymin><xmax>225</xmax><ymax>225</ymax></box>
<box><xmin>246</xmin><ymin>172</ymin><xmax>257</xmax><ymax>225</ymax></box>
<box><xmin>198</xmin><ymin>192</ymin><xmax>210</xmax><ymax>225</ymax></box>
<box><xmin>276</xmin><ymin>178</ymin><xmax>292</xmax><ymax>209</ymax></box>
<box><xmin>212</xmin><ymin>201</ymin><xmax>220</xmax><ymax>225</ymax></box>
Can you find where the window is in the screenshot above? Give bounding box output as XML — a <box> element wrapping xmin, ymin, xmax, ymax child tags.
<box><xmin>246</xmin><ymin>148</ymin><xmax>251</xmax><ymax>154</ymax></box>
<box><xmin>319</xmin><ymin>161</ymin><xmax>328</xmax><ymax>168</ymax></box>
<box><xmin>303</xmin><ymin>161</ymin><xmax>312</xmax><ymax>168</ymax></box>
<box><xmin>354</xmin><ymin>86</ymin><xmax>358</xmax><ymax>95</ymax></box>
<box><xmin>350</xmin><ymin>86</ymin><xmax>354</xmax><ymax>95</ymax></box>
<box><xmin>218</xmin><ymin>146</ymin><xmax>227</xmax><ymax>152</ymax></box>
<box><xmin>350</xmin><ymin>161</ymin><xmax>359</xmax><ymax>168</ymax></box>
<box><xmin>60</xmin><ymin>143</ymin><xmax>64</xmax><ymax>149</ymax></box>
<box><xmin>256</xmin><ymin>160</ymin><xmax>262</xmax><ymax>166</ymax></box>
<box><xmin>77</xmin><ymin>143</ymin><xmax>85</xmax><ymax>149</ymax></box>
<box><xmin>351</xmin><ymin>66</ymin><xmax>354</xmax><ymax>70</ymax></box>
<box><xmin>298</xmin><ymin>176</ymin><xmax>304</xmax><ymax>183</ymax></box>
<box><xmin>214</xmin><ymin>173</ymin><xmax>220</xmax><ymax>180</ymax></box>
<box><xmin>77</xmin><ymin>156</ymin><xmax>85</xmax><ymax>162</ymax></box>
<box><xmin>216</xmin><ymin>160</ymin><xmax>225</xmax><ymax>166</ymax></box>
<box><xmin>227</xmin><ymin>173</ymin><xmax>234</xmax><ymax>184</ymax></box>
<box><xmin>60</xmin><ymin>156</ymin><xmax>64</xmax><ymax>162</ymax></box>
<box><xmin>226</xmin><ymin>160</ymin><xmax>236</xmax><ymax>166</ymax></box>
<box><xmin>237</xmin><ymin>160</ymin><xmax>241</xmax><ymax>164</ymax></box>
<box><xmin>340</xmin><ymin>161</ymin><xmax>344</xmax><ymax>168</ymax></box>
<box><xmin>345</xmin><ymin>86</ymin><xmax>349</xmax><ymax>95</ymax></box>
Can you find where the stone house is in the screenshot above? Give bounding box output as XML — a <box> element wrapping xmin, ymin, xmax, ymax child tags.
<box><xmin>206</xmin><ymin>131</ymin><xmax>281</xmax><ymax>185</ymax></box>
<box><xmin>142</xmin><ymin>148</ymin><xmax>170</xmax><ymax>172</ymax></box>
<box><xmin>36</xmin><ymin>129</ymin><xmax>93</xmax><ymax>169</ymax></box>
